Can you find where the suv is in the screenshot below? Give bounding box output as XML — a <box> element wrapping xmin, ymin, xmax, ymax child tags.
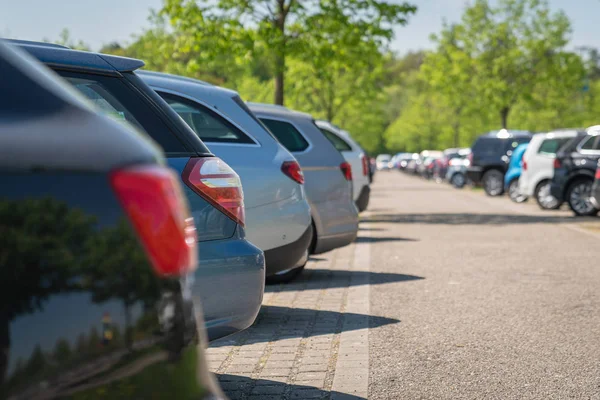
<box><xmin>467</xmin><ymin>130</ymin><xmax>532</xmax><ymax>196</ymax></box>
<box><xmin>550</xmin><ymin>126</ymin><xmax>600</xmax><ymax>216</ymax></box>
<box><xmin>0</xmin><ymin>42</ymin><xmax>224</xmax><ymax>399</ymax></box>
<box><xmin>15</xmin><ymin>41</ymin><xmax>265</xmax><ymax>341</ymax></box>
<box><xmin>139</xmin><ymin>71</ymin><xmax>312</xmax><ymax>283</ymax></box>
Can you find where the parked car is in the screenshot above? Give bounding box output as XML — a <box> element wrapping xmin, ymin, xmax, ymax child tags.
<box><xmin>316</xmin><ymin>120</ymin><xmax>371</xmax><ymax>212</ymax></box>
<box><xmin>591</xmin><ymin>159</ymin><xmax>600</xmax><ymax>210</ymax></box>
<box><xmin>446</xmin><ymin>155</ymin><xmax>471</xmax><ymax>188</ymax></box>
<box><xmin>418</xmin><ymin>151</ymin><xmax>443</xmax><ymax>179</ymax></box>
<box><xmin>433</xmin><ymin>148</ymin><xmax>469</xmax><ymax>182</ymax></box>
<box><xmin>405</xmin><ymin>155</ymin><xmax>420</xmax><ymax>174</ymax></box>
<box><xmin>467</xmin><ymin>129</ymin><xmax>532</xmax><ymax>196</ymax></box>
<box><xmin>249</xmin><ymin>104</ymin><xmax>359</xmax><ymax>254</ymax></box>
<box><xmin>519</xmin><ymin>130</ymin><xmax>583</xmax><ymax>210</ymax></box>
<box><xmin>550</xmin><ymin>126</ymin><xmax>600</xmax><ymax>216</ymax></box>
<box><xmin>139</xmin><ymin>71</ymin><xmax>312</xmax><ymax>283</ymax></box>
<box><xmin>376</xmin><ymin>154</ymin><xmax>392</xmax><ymax>170</ymax></box>
<box><xmin>0</xmin><ymin>41</ymin><xmax>224</xmax><ymax>399</ymax></box>
<box><xmin>504</xmin><ymin>143</ymin><xmax>529</xmax><ymax>203</ymax></box>
<box><xmin>16</xmin><ymin>41</ymin><xmax>265</xmax><ymax>341</ymax></box>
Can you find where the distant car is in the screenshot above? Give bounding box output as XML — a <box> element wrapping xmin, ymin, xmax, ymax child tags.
<box><xmin>316</xmin><ymin>120</ymin><xmax>371</xmax><ymax>212</ymax></box>
<box><xmin>376</xmin><ymin>154</ymin><xmax>392</xmax><ymax>170</ymax></box>
<box><xmin>467</xmin><ymin>129</ymin><xmax>532</xmax><ymax>196</ymax></box>
<box><xmin>550</xmin><ymin>126</ymin><xmax>600</xmax><ymax>216</ymax></box>
<box><xmin>17</xmin><ymin>41</ymin><xmax>265</xmax><ymax>341</ymax></box>
<box><xmin>418</xmin><ymin>151</ymin><xmax>443</xmax><ymax>179</ymax></box>
<box><xmin>139</xmin><ymin>71</ymin><xmax>312</xmax><ymax>283</ymax></box>
<box><xmin>591</xmin><ymin>159</ymin><xmax>600</xmax><ymax>210</ymax></box>
<box><xmin>250</xmin><ymin>104</ymin><xmax>359</xmax><ymax>254</ymax></box>
<box><xmin>434</xmin><ymin>148</ymin><xmax>468</xmax><ymax>182</ymax></box>
<box><xmin>446</xmin><ymin>156</ymin><xmax>470</xmax><ymax>188</ymax></box>
<box><xmin>504</xmin><ymin>143</ymin><xmax>529</xmax><ymax>203</ymax></box>
<box><xmin>519</xmin><ymin>130</ymin><xmax>583</xmax><ymax>210</ymax></box>
<box><xmin>0</xmin><ymin>41</ymin><xmax>224</xmax><ymax>399</ymax></box>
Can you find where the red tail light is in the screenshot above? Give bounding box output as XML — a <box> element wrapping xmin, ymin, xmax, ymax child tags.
<box><xmin>340</xmin><ymin>162</ymin><xmax>353</xmax><ymax>181</ymax></box>
<box><xmin>468</xmin><ymin>152</ymin><xmax>474</xmax><ymax>164</ymax></box>
<box><xmin>361</xmin><ymin>154</ymin><xmax>369</xmax><ymax>176</ymax></box>
<box><xmin>522</xmin><ymin>159</ymin><xmax>528</xmax><ymax>171</ymax></box>
<box><xmin>595</xmin><ymin>168</ymin><xmax>600</xmax><ymax>179</ymax></box>
<box><xmin>281</xmin><ymin>160</ymin><xmax>304</xmax><ymax>184</ymax></box>
<box><xmin>111</xmin><ymin>165</ymin><xmax>198</xmax><ymax>277</ymax></box>
<box><xmin>553</xmin><ymin>158</ymin><xmax>562</xmax><ymax>169</ymax></box>
<box><xmin>182</xmin><ymin>157</ymin><xmax>245</xmax><ymax>227</ymax></box>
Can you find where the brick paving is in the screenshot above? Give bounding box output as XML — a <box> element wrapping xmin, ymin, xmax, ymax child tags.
<box><xmin>207</xmin><ymin>226</ymin><xmax>372</xmax><ymax>400</ymax></box>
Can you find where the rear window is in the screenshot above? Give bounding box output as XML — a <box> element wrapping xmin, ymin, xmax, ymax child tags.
<box><xmin>319</xmin><ymin>127</ymin><xmax>352</xmax><ymax>152</ymax></box>
<box><xmin>56</xmin><ymin>72</ymin><xmax>187</xmax><ymax>153</ymax></box>
<box><xmin>538</xmin><ymin>138</ymin><xmax>571</xmax><ymax>156</ymax></box>
<box><xmin>259</xmin><ymin>118</ymin><xmax>309</xmax><ymax>152</ymax></box>
<box><xmin>472</xmin><ymin>138</ymin><xmax>502</xmax><ymax>155</ymax></box>
<box><xmin>159</xmin><ymin>92</ymin><xmax>254</xmax><ymax>144</ymax></box>
<box><xmin>580</xmin><ymin>135</ymin><xmax>600</xmax><ymax>151</ymax></box>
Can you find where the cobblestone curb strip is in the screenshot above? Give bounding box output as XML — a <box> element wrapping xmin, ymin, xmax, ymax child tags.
<box><xmin>206</xmin><ymin>226</ymin><xmax>371</xmax><ymax>400</ymax></box>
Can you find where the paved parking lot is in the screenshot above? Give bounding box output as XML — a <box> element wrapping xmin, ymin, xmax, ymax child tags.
<box><xmin>208</xmin><ymin>172</ymin><xmax>600</xmax><ymax>399</ymax></box>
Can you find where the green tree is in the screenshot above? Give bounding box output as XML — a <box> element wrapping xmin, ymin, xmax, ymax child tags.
<box><xmin>162</xmin><ymin>0</ymin><xmax>416</xmax><ymax>105</ymax></box>
<box><xmin>51</xmin><ymin>28</ymin><xmax>90</xmax><ymax>51</ymax></box>
<box><xmin>52</xmin><ymin>338</ymin><xmax>72</xmax><ymax>365</ymax></box>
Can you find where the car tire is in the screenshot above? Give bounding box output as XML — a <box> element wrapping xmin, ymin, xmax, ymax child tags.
<box><xmin>265</xmin><ymin>263</ymin><xmax>305</xmax><ymax>284</ymax></box>
<box><xmin>482</xmin><ymin>169</ymin><xmax>505</xmax><ymax>196</ymax></box>
<box><xmin>534</xmin><ymin>180</ymin><xmax>561</xmax><ymax>210</ymax></box>
<box><xmin>508</xmin><ymin>179</ymin><xmax>527</xmax><ymax>203</ymax></box>
<box><xmin>566</xmin><ymin>178</ymin><xmax>599</xmax><ymax>216</ymax></box>
<box><xmin>450</xmin><ymin>173</ymin><xmax>466</xmax><ymax>189</ymax></box>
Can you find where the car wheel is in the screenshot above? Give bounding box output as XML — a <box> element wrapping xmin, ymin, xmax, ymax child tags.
<box><xmin>451</xmin><ymin>173</ymin><xmax>466</xmax><ymax>189</ymax></box>
<box><xmin>534</xmin><ymin>180</ymin><xmax>561</xmax><ymax>210</ymax></box>
<box><xmin>265</xmin><ymin>263</ymin><xmax>305</xmax><ymax>284</ymax></box>
<box><xmin>482</xmin><ymin>170</ymin><xmax>504</xmax><ymax>196</ymax></box>
<box><xmin>566</xmin><ymin>178</ymin><xmax>598</xmax><ymax>216</ymax></box>
<box><xmin>508</xmin><ymin>179</ymin><xmax>527</xmax><ymax>203</ymax></box>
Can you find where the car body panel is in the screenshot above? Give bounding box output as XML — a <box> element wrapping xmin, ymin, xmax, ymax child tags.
<box><xmin>250</xmin><ymin>105</ymin><xmax>358</xmax><ymax>253</ymax></box>
<box><xmin>18</xmin><ymin>42</ymin><xmax>264</xmax><ymax>342</ymax></box>
<box><xmin>504</xmin><ymin>143</ymin><xmax>528</xmax><ymax>188</ymax></box>
<box><xmin>519</xmin><ymin>131</ymin><xmax>581</xmax><ymax>197</ymax></box>
<box><xmin>0</xmin><ymin>41</ymin><xmax>224</xmax><ymax>398</ymax></box>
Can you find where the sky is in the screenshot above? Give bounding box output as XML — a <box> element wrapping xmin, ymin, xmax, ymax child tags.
<box><xmin>1</xmin><ymin>0</ymin><xmax>599</xmax><ymax>54</ymax></box>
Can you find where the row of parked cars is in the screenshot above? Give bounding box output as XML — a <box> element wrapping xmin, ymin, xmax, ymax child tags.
<box><xmin>1</xmin><ymin>40</ymin><xmax>371</xmax><ymax>398</ymax></box>
<box><xmin>379</xmin><ymin>127</ymin><xmax>600</xmax><ymax>217</ymax></box>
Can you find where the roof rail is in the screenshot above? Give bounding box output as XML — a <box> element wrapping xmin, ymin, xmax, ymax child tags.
<box><xmin>3</xmin><ymin>39</ymin><xmax>70</xmax><ymax>50</ymax></box>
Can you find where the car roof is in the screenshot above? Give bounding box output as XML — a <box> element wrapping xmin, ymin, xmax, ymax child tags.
<box><xmin>249</xmin><ymin>103</ymin><xmax>313</xmax><ymax>121</ymax></box>
<box><xmin>0</xmin><ymin>42</ymin><xmax>160</xmax><ymax>171</ymax></box>
<box><xmin>139</xmin><ymin>70</ymin><xmax>238</xmax><ymax>99</ymax></box>
<box><xmin>482</xmin><ymin>129</ymin><xmax>531</xmax><ymax>139</ymax></box>
<box><xmin>9</xmin><ymin>40</ymin><xmax>144</xmax><ymax>74</ymax></box>
<box><xmin>138</xmin><ymin>70</ymin><xmax>214</xmax><ymax>87</ymax></box>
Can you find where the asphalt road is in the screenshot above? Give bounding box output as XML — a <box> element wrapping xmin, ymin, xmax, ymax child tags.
<box><xmin>367</xmin><ymin>172</ymin><xmax>600</xmax><ymax>399</ymax></box>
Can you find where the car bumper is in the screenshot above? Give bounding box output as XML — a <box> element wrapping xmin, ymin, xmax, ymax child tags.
<box><xmin>355</xmin><ymin>184</ymin><xmax>371</xmax><ymax>212</ymax></box>
<box><xmin>313</xmin><ymin>230</ymin><xmax>358</xmax><ymax>254</ymax></box>
<box><xmin>466</xmin><ymin>166</ymin><xmax>483</xmax><ymax>185</ymax></box>
<box><xmin>195</xmin><ymin>237</ymin><xmax>265</xmax><ymax>342</ymax></box>
<box><xmin>264</xmin><ymin>224</ymin><xmax>313</xmax><ymax>276</ymax></box>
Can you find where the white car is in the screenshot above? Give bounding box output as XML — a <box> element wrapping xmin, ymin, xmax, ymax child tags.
<box><xmin>376</xmin><ymin>154</ymin><xmax>392</xmax><ymax>170</ymax></box>
<box><xmin>519</xmin><ymin>130</ymin><xmax>582</xmax><ymax>209</ymax></box>
<box><xmin>316</xmin><ymin>120</ymin><xmax>371</xmax><ymax>212</ymax></box>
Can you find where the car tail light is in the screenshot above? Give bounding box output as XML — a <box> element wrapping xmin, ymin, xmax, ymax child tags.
<box><xmin>553</xmin><ymin>158</ymin><xmax>562</xmax><ymax>169</ymax></box>
<box><xmin>361</xmin><ymin>154</ymin><xmax>369</xmax><ymax>176</ymax></box>
<box><xmin>596</xmin><ymin>168</ymin><xmax>600</xmax><ymax>179</ymax></box>
<box><xmin>522</xmin><ymin>159</ymin><xmax>527</xmax><ymax>171</ymax></box>
<box><xmin>182</xmin><ymin>157</ymin><xmax>245</xmax><ymax>227</ymax></box>
<box><xmin>281</xmin><ymin>160</ymin><xmax>304</xmax><ymax>184</ymax></box>
<box><xmin>340</xmin><ymin>162</ymin><xmax>353</xmax><ymax>181</ymax></box>
<box><xmin>110</xmin><ymin>165</ymin><xmax>198</xmax><ymax>277</ymax></box>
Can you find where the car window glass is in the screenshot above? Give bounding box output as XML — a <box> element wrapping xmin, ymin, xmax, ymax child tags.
<box><xmin>232</xmin><ymin>96</ymin><xmax>279</xmax><ymax>141</ymax></box>
<box><xmin>538</xmin><ymin>138</ymin><xmax>571</xmax><ymax>156</ymax></box>
<box><xmin>580</xmin><ymin>135</ymin><xmax>598</xmax><ymax>150</ymax></box>
<box><xmin>57</xmin><ymin>72</ymin><xmax>187</xmax><ymax>153</ymax></box>
<box><xmin>472</xmin><ymin>138</ymin><xmax>501</xmax><ymax>155</ymax></box>
<box><xmin>319</xmin><ymin>127</ymin><xmax>352</xmax><ymax>152</ymax></box>
<box><xmin>259</xmin><ymin>118</ymin><xmax>309</xmax><ymax>152</ymax></box>
<box><xmin>158</xmin><ymin>93</ymin><xmax>254</xmax><ymax>144</ymax></box>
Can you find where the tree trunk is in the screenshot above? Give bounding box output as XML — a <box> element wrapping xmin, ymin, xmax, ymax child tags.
<box><xmin>274</xmin><ymin>55</ymin><xmax>285</xmax><ymax>106</ymax></box>
<box><xmin>500</xmin><ymin>106</ymin><xmax>510</xmax><ymax>129</ymax></box>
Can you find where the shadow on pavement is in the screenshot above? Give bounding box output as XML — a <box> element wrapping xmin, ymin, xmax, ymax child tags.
<box><xmin>358</xmin><ymin>226</ymin><xmax>385</xmax><ymax>231</ymax></box>
<box><xmin>363</xmin><ymin>212</ymin><xmax>597</xmax><ymax>225</ymax></box>
<box><xmin>354</xmin><ymin>236</ymin><xmax>418</xmax><ymax>243</ymax></box>
<box><xmin>211</xmin><ymin>305</ymin><xmax>399</xmax><ymax>347</ymax></box>
<box><xmin>217</xmin><ymin>374</ymin><xmax>366</xmax><ymax>400</ymax></box>
<box><xmin>265</xmin><ymin>269</ymin><xmax>424</xmax><ymax>293</ymax></box>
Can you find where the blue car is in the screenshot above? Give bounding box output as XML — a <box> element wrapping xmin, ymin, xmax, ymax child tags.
<box><xmin>504</xmin><ymin>143</ymin><xmax>529</xmax><ymax>203</ymax></box>
<box><xmin>14</xmin><ymin>40</ymin><xmax>265</xmax><ymax>342</ymax></box>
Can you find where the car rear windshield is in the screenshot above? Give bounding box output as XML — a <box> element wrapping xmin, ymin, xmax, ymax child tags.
<box><xmin>318</xmin><ymin>127</ymin><xmax>352</xmax><ymax>152</ymax></box>
<box><xmin>538</xmin><ymin>138</ymin><xmax>572</xmax><ymax>156</ymax></box>
<box><xmin>259</xmin><ymin>118</ymin><xmax>309</xmax><ymax>152</ymax></box>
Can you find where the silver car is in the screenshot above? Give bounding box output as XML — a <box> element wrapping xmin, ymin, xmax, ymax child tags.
<box><xmin>249</xmin><ymin>104</ymin><xmax>359</xmax><ymax>254</ymax></box>
<box><xmin>140</xmin><ymin>71</ymin><xmax>313</xmax><ymax>282</ymax></box>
